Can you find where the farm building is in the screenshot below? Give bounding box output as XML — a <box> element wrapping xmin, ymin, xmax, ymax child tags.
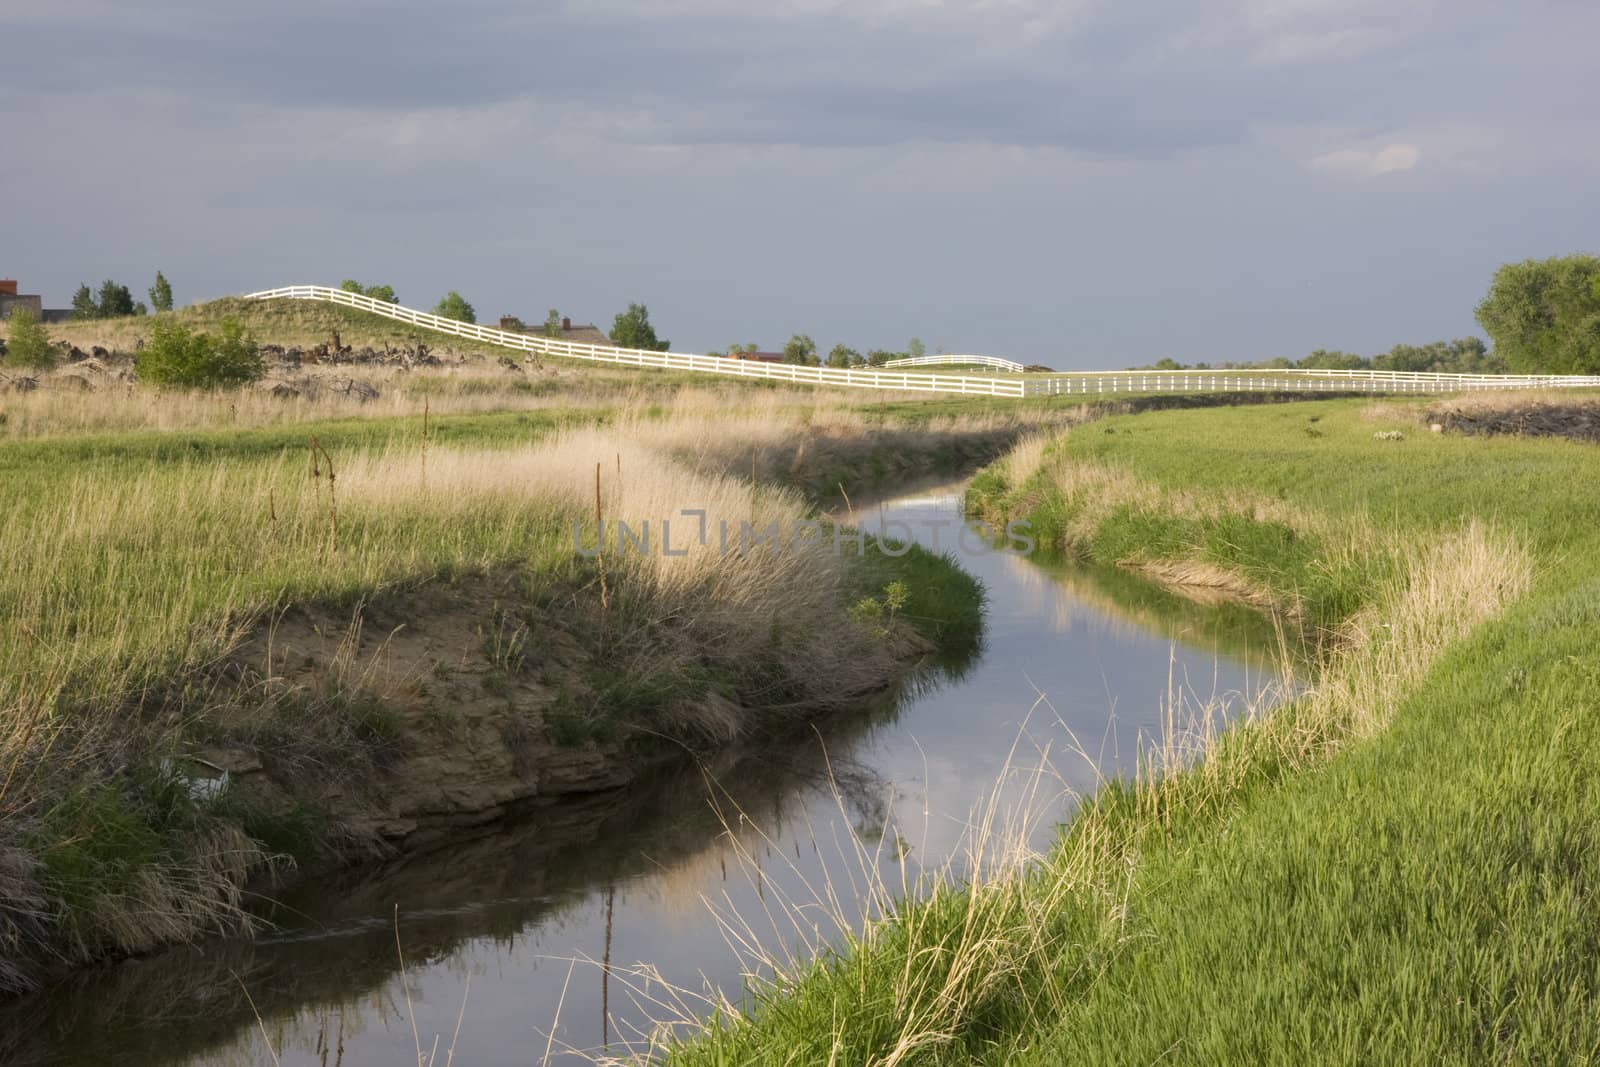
<box><xmin>499</xmin><ymin>313</ymin><xmax>615</xmax><ymax>347</ymax></box>
<box><xmin>0</xmin><ymin>280</ymin><xmax>70</xmax><ymax>323</ymax></box>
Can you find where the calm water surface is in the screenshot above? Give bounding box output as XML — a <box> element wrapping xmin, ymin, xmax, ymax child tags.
<box><xmin>6</xmin><ymin>479</ymin><xmax>1285</xmax><ymax>1065</ymax></box>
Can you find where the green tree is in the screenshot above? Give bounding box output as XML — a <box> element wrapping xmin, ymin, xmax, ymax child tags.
<box><xmin>1476</xmin><ymin>255</ymin><xmax>1600</xmax><ymax>374</ymax></box>
<box><xmin>3</xmin><ymin>307</ymin><xmax>55</xmax><ymax>371</ymax></box>
<box><xmin>70</xmin><ymin>284</ymin><xmax>97</xmax><ymax>320</ymax></box>
<box><xmin>148</xmin><ymin>271</ymin><xmax>174</xmax><ymax>313</ymax></box>
<box><xmin>341</xmin><ymin>279</ymin><xmax>396</xmax><ymax>303</ymax></box>
<box><xmin>1296</xmin><ymin>349</ymin><xmax>1368</xmax><ymax>371</ymax></box>
<box><xmin>433</xmin><ymin>291</ymin><xmax>476</xmax><ymax>323</ymax></box>
<box><xmin>96</xmin><ymin>280</ymin><xmax>136</xmax><ymax>318</ymax></box>
<box><xmin>544</xmin><ymin>309</ymin><xmax>563</xmax><ymax>338</ymax></box>
<box><xmin>610</xmin><ymin>303</ymin><xmax>670</xmax><ymax>351</ymax></box>
<box><xmin>907</xmin><ymin>337</ymin><xmax>926</xmax><ymax>359</ymax></box>
<box><xmin>137</xmin><ymin>317</ymin><xmax>264</xmax><ymax>388</ymax></box>
<box><xmin>866</xmin><ymin>349</ymin><xmax>896</xmax><ymax>367</ymax></box>
<box><xmin>826</xmin><ymin>344</ymin><xmax>862</xmax><ymax>368</ymax></box>
<box><xmin>783</xmin><ymin>334</ymin><xmax>817</xmax><ymax>365</ymax></box>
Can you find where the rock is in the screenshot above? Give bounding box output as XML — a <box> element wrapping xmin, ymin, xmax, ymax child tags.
<box><xmin>1430</xmin><ymin>423</ymin><xmax>1444</xmax><ymax>434</ymax></box>
<box><xmin>498</xmin><ymin>356</ymin><xmax>524</xmax><ymax>374</ymax></box>
<box><xmin>91</xmin><ymin>346</ymin><xmax>110</xmax><ymax>360</ymax></box>
<box><xmin>7</xmin><ymin>376</ymin><xmax>38</xmax><ymax>393</ymax></box>
<box><xmin>52</xmin><ymin>373</ymin><xmax>93</xmax><ymax>392</ymax></box>
<box><xmin>266</xmin><ymin>382</ymin><xmax>301</xmax><ymax>400</ymax></box>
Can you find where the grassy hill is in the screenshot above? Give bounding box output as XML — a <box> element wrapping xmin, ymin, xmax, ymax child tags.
<box><xmin>2</xmin><ymin>297</ymin><xmax>537</xmax><ymax>360</ymax></box>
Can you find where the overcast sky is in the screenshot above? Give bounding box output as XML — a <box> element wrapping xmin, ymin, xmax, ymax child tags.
<box><xmin>4</xmin><ymin>1</ymin><xmax>1596</xmax><ymax>366</ymax></box>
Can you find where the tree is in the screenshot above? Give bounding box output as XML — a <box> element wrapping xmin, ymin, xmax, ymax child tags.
<box><xmin>70</xmin><ymin>285</ymin><xmax>97</xmax><ymax>320</ymax></box>
<box><xmin>1476</xmin><ymin>255</ymin><xmax>1600</xmax><ymax>374</ymax></box>
<box><xmin>148</xmin><ymin>271</ymin><xmax>174</xmax><ymax>313</ymax></box>
<box><xmin>783</xmin><ymin>334</ymin><xmax>817</xmax><ymax>365</ymax></box>
<box><xmin>907</xmin><ymin>337</ymin><xmax>926</xmax><ymax>359</ymax></box>
<box><xmin>610</xmin><ymin>303</ymin><xmax>670</xmax><ymax>351</ymax></box>
<box><xmin>341</xmin><ymin>279</ymin><xmax>396</xmax><ymax>303</ymax></box>
<box><xmin>433</xmin><ymin>291</ymin><xmax>476</xmax><ymax>323</ymax></box>
<box><xmin>826</xmin><ymin>344</ymin><xmax>863</xmax><ymax>368</ymax></box>
<box><xmin>96</xmin><ymin>279</ymin><xmax>136</xmax><ymax>318</ymax></box>
<box><xmin>137</xmin><ymin>317</ymin><xmax>264</xmax><ymax>388</ymax></box>
<box><xmin>3</xmin><ymin>307</ymin><xmax>55</xmax><ymax>371</ymax></box>
<box><xmin>1296</xmin><ymin>349</ymin><xmax>1367</xmax><ymax>371</ymax></box>
<box><xmin>866</xmin><ymin>349</ymin><xmax>896</xmax><ymax>367</ymax></box>
<box><xmin>544</xmin><ymin>309</ymin><xmax>563</xmax><ymax>338</ymax></box>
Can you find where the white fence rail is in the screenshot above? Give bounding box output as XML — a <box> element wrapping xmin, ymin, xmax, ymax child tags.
<box><xmin>244</xmin><ymin>286</ymin><xmax>1600</xmax><ymax>399</ymax></box>
<box><xmin>243</xmin><ymin>286</ymin><xmax>1025</xmax><ymax>397</ymax></box>
<box><xmin>882</xmin><ymin>354</ymin><xmax>1028</xmax><ymax>373</ymax></box>
<box><xmin>1023</xmin><ymin>368</ymin><xmax>1600</xmax><ymax>396</ymax></box>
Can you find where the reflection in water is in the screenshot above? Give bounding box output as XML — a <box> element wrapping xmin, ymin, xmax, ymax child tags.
<box><xmin>6</xmin><ymin>480</ymin><xmax>1287</xmax><ymax>1066</ymax></box>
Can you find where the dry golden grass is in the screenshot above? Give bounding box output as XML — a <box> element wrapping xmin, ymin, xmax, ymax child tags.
<box><xmin>995</xmin><ymin>431</ymin><xmax>1050</xmax><ymax>490</ymax></box>
<box><xmin>0</xmin><ymin>356</ymin><xmax>948</xmax><ymax>440</ymax></box>
<box><xmin>4</xmin><ymin>401</ymin><xmax>970</xmax><ymax>986</ymax></box>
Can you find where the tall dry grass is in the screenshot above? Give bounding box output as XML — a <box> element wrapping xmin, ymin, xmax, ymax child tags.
<box><xmin>2</xmin><ymin>404</ymin><xmax>964</xmax><ymax>988</ymax></box>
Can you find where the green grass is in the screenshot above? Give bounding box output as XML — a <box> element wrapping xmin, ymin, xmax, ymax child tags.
<box><xmin>664</xmin><ymin>396</ymin><xmax>1600</xmax><ymax>1065</ymax></box>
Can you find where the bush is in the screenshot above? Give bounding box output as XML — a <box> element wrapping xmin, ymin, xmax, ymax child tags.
<box><xmin>136</xmin><ymin>317</ymin><xmax>264</xmax><ymax>388</ymax></box>
<box><xmin>4</xmin><ymin>307</ymin><xmax>55</xmax><ymax>371</ymax></box>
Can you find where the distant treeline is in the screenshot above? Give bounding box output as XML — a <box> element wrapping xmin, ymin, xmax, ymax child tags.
<box><xmin>1135</xmin><ymin>338</ymin><xmax>1504</xmax><ymax>375</ymax></box>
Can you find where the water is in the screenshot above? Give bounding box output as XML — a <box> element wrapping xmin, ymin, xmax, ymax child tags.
<box><xmin>5</xmin><ymin>479</ymin><xmax>1285</xmax><ymax>1065</ymax></box>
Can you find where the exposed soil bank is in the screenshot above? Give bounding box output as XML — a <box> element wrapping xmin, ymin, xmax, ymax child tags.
<box><xmin>210</xmin><ymin>565</ymin><xmax>942</xmax><ymax>861</ymax></box>
<box><xmin>1</xmin><ymin>536</ymin><xmax>976</xmax><ymax>997</ymax></box>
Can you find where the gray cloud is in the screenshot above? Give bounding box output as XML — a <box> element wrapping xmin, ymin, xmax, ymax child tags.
<box><xmin>4</xmin><ymin>0</ymin><xmax>1599</xmax><ymax>364</ymax></box>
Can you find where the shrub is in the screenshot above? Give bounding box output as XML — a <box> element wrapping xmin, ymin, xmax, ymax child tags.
<box><xmin>4</xmin><ymin>307</ymin><xmax>55</xmax><ymax>371</ymax></box>
<box><xmin>136</xmin><ymin>317</ymin><xmax>264</xmax><ymax>388</ymax></box>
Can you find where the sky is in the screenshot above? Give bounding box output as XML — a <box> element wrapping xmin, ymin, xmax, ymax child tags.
<box><xmin>3</xmin><ymin>0</ymin><xmax>1597</xmax><ymax>368</ymax></box>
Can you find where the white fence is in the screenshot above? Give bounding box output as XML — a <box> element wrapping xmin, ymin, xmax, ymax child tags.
<box><xmin>244</xmin><ymin>286</ymin><xmax>1600</xmax><ymax>399</ymax></box>
<box><xmin>1023</xmin><ymin>367</ymin><xmax>1600</xmax><ymax>396</ymax></box>
<box><xmin>882</xmin><ymin>354</ymin><xmax>1028</xmax><ymax>373</ymax></box>
<box><xmin>243</xmin><ymin>286</ymin><xmax>1025</xmax><ymax>398</ymax></box>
